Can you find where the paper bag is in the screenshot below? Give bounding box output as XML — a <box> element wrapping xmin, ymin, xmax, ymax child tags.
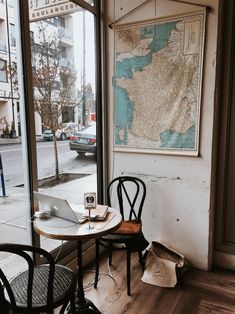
<box><xmin>141</xmin><ymin>241</ymin><xmax>188</xmax><ymax>287</ymax></box>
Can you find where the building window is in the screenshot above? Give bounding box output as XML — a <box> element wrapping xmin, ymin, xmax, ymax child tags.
<box><xmin>48</xmin><ymin>17</ymin><xmax>58</xmax><ymax>26</ymax></box>
<box><xmin>48</xmin><ymin>16</ymin><xmax>65</xmax><ymax>28</ymax></box>
<box><xmin>60</xmin><ymin>46</ymin><xmax>66</xmax><ymax>58</ymax></box>
<box><xmin>0</xmin><ymin>59</ymin><xmax>7</xmax><ymax>82</ymax></box>
<box><xmin>53</xmin><ymin>81</ymin><xmax>60</xmax><ymax>90</ymax></box>
<box><xmin>11</xmin><ymin>61</ymin><xmax>17</xmax><ymax>83</ymax></box>
<box><xmin>62</xmin><ymin>106</ymin><xmax>74</xmax><ymax>123</ymax></box>
<box><xmin>60</xmin><ymin>74</ymin><xmax>68</xmax><ymax>89</ymax></box>
<box><xmin>30</xmin><ymin>31</ymin><xmax>34</xmax><ymax>45</ymax></box>
<box><xmin>10</xmin><ymin>23</ymin><xmax>16</xmax><ymax>47</ymax></box>
<box><xmin>58</xmin><ymin>17</ymin><xmax>65</xmax><ymax>28</ymax></box>
<box><xmin>8</xmin><ymin>0</ymin><xmax>14</xmax><ymax>7</ymax></box>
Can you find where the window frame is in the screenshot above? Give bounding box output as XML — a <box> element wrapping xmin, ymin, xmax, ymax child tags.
<box><xmin>18</xmin><ymin>0</ymin><xmax>106</xmax><ymax>259</ymax></box>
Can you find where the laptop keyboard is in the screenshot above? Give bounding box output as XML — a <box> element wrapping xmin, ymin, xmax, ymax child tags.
<box><xmin>74</xmin><ymin>211</ymin><xmax>87</xmax><ymax>223</ymax></box>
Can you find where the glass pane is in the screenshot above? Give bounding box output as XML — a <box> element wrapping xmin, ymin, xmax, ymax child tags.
<box><xmin>0</xmin><ymin>0</ymin><xmax>32</xmax><ymax>278</ymax></box>
<box><xmin>0</xmin><ymin>59</ymin><xmax>8</xmax><ymax>82</ymax></box>
<box><xmin>85</xmin><ymin>0</ymin><xmax>94</xmax><ymax>5</ymax></box>
<box><xmin>28</xmin><ymin>1</ymin><xmax>97</xmax><ymax>252</ymax></box>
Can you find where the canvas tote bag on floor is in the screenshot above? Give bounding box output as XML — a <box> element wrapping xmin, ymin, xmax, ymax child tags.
<box><xmin>141</xmin><ymin>241</ymin><xmax>188</xmax><ymax>287</ymax></box>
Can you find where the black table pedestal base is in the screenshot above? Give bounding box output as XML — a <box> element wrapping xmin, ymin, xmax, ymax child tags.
<box><xmin>75</xmin><ymin>297</ymin><xmax>101</xmax><ymax>313</ymax></box>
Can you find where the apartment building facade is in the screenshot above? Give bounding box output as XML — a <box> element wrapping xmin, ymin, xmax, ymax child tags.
<box><xmin>0</xmin><ymin>0</ymin><xmax>19</xmax><ymax>137</ymax></box>
<box><xmin>0</xmin><ymin>0</ymin><xmax>81</xmax><ymax>137</ymax></box>
<box><xmin>30</xmin><ymin>13</ymin><xmax>77</xmax><ymax>135</ymax></box>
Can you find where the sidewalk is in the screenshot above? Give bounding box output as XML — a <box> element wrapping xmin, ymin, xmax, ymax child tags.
<box><xmin>0</xmin><ymin>135</ymin><xmax>44</xmax><ymax>145</ymax></box>
<box><xmin>0</xmin><ymin>137</ymin><xmax>22</xmax><ymax>145</ymax></box>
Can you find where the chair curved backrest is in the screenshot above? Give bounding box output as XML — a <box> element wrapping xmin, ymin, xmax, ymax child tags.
<box><xmin>94</xmin><ymin>176</ymin><xmax>148</xmax><ymax>295</ymax></box>
<box><xmin>0</xmin><ymin>243</ymin><xmax>76</xmax><ymax>313</ymax></box>
<box><xmin>107</xmin><ymin>176</ymin><xmax>146</xmax><ymax>221</ymax></box>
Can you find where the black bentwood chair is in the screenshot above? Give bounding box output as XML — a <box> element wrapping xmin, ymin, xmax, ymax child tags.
<box><xmin>0</xmin><ymin>243</ymin><xmax>76</xmax><ymax>314</ymax></box>
<box><xmin>94</xmin><ymin>176</ymin><xmax>149</xmax><ymax>295</ymax></box>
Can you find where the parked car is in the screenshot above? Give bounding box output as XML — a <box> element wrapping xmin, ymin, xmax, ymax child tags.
<box><xmin>42</xmin><ymin>129</ymin><xmax>63</xmax><ymax>141</ymax></box>
<box><xmin>56</xmin><ymin>122</ymin><xmax>80</xmax><ymax>140</ymax></box>
<box><xmin>42</xmin><ymin>129</ymin><xmax>54</xmax><ymax>141</ymax></box>
<box><xmin>69</xmin><ymin>124</ymin><xmax>96</xmax><ymax>156</ymax></box>
<box><xmin>42</xmin><ymin>122</ymin><xmax>80</xmax><ymax>141</ymax></box>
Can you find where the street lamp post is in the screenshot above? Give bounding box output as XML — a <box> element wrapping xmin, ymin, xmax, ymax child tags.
<box><xmin>5</xmin><ymin>0</ymin><xmax>16</xmax><ymax>137</ymax></box>
<box><xmin>0</xmin><ymin>154</ymin><xmax>7</xmax><ymax>197</ymax></box>
<box><xmin>82</xmin><ymin>9</ymin><xmax>86</xmax><ymax>126</ymax></box>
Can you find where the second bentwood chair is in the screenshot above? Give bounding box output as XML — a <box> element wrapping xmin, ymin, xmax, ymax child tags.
<box><xmin>0</xmin><ymin>243</ymin><xmax>76</xmax><ymax>314</ymax></box>
<box><xmin>94</xmin><ymin>176</ymin><xmax>149</xmax><ymax>295</ymax></box>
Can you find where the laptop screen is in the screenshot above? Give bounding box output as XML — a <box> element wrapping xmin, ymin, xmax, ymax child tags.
<box><xmin>34</xmin><ymin>192</ymin><xmax>81</xmax><ymax>223</ymax></box>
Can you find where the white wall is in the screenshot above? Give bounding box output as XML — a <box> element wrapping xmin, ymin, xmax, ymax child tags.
<box><xmin>105</xmin><ymin>0</ymin><xmax>219</xmax><ymax>270</ymax></box>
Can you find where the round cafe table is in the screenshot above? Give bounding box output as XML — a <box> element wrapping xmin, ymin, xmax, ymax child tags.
<box><xmin>34</xmin><ymin>208</ymin><xmax>122</xmax><ymax>313</ymax></box>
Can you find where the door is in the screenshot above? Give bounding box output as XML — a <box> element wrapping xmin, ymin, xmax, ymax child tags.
<box><xmin>214</xmin><ymin>0</ymin><xmax>235</xmax><ymax>267</ymax></box>
<box><xmin>0</xmin><ymin>0</ymin><xmax>105</xmax><ymax>276</ymax></box>
<box><xmin>28</xmin><ymin>0</ymin><xmax>99</xmax><ymax>253</ymax></box>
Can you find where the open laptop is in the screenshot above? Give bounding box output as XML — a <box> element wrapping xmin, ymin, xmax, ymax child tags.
<box><xmin>34</xmin><ymin>192</ymin><xmax>87</xmax><ymax>224</ymax></box>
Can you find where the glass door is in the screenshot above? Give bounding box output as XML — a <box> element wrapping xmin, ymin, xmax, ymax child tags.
<box><xmin>0</xmin><ymin>0</ymin><xmax>32</xmax><ymax>278</ymax></box>
<box><xmin>0</xmin><ymin>0</ymin><xmax>103</xmax><ymax>275</ymax></box>
<box><xmin>28</xmin><ymin>0</ymin><xmax>99</xmax><ymax>253</ymax></box>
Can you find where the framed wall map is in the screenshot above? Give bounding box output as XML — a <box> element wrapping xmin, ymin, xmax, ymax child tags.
<box><xmin>113</xmin><ymin>11</ymin><xmax>206</xmax><ymax>156</ymax></box>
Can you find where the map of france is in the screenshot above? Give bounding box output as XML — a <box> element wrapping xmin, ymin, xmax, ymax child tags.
<box><xmin>114</xmin><ymin>13</ymin><xmax>205</xmax><ymax>154</ymax></box>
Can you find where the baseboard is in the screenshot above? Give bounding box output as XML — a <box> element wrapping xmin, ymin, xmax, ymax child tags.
<box><xmin>213</xmin><ymin>250</ymin><xmax>235</xmax><ymax>270</ymax></box>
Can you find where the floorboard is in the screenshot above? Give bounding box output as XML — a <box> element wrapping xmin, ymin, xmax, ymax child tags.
<box><xmin>57</xmin><ymin>250</ymin><xmax>235</xmax><ymax>313</ymax></box>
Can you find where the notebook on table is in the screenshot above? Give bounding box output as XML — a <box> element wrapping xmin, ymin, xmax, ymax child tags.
<box><xmin>83</xmin><ymin>204</ymin><xmax>109</xmax><ymax>221</ymax></box>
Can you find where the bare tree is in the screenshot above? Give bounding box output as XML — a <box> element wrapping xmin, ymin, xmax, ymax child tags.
<box><xmin>76</xmin><ymin>83</ymin><xmax>95</xmax><ymax>125</ymax></box>
<box><xmin>7</xmin><ymin>62</ymin><xmax>19</xmax><ymax>97</ymax></box>
<box><xmin>31</xmin><ymin>21</ymin><xmax>77</xmax><ymax>180</ymax></box>
<box><xmin>6</xmin><ymin>61</ymin><xmax>19</xmax><ymax>137</ymax></box>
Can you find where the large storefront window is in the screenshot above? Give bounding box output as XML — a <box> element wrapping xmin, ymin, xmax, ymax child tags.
<box><xmin>0</xmin><ymin>0</ymin><xmax>102</xmax><ymax>276</ymax></box>
<box><xmin>0</xmin><ymin>0</ymin><xmax>32</xmax><ymax>278</ymax></box>
<box><xmin>29</xmin><ymin>1</ymin><xmax>98</xmax><ymax>252</ymax></box>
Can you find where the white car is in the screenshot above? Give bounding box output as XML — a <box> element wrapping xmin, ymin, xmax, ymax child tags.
<box><xmin>43</xmin><ymin>123</ymin><xmax>80</xmax><ymax>141</ymax></box>
<box><xmin>56</xmin><ymin>122</ymin><xmax>80</xmax><ymax>140</ymax></box>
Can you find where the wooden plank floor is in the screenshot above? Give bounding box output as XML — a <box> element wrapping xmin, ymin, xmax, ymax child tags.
<box><xmin>63</xmin><ymin>251</ymin><xmax>235</xmax><ymax>314</ymax></box>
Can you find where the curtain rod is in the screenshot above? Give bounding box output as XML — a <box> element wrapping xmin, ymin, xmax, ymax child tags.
<box><xmin>109</xmin><ymin>0</ymin><xmax>154</xmax><ymax>29</ymax></box>
<box><xmin>109</xmin><ymin>0</ymin><xmax>210</xmax><ymax>29</ymax></box>
<box><xmin>171</xmin><ymin>0</ymin><xmax>210</xmax><ymax>9</ymax></box>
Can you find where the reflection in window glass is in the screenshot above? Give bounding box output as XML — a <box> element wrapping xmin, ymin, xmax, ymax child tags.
<box><xmin>0</xmin><ymin>59</ymin><xmax>7</xmax><ymax>82</ymax></box>
<box><xmin>0</xmin><ymin>0</ymin><xmax>33</xmax><ymax>279</ymax></box>
<box><xmin>10</xmin><ymin>23</ymin><xmax>16</xmax><ymax>47</ymax></box>
<box><xmin>29</xmin><ymin>2</ymin><xmax>97</xmax><ymax>252</ymax></box>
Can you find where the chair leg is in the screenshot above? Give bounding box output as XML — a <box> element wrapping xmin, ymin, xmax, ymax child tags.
<box><xmin>69</xmin><ymin>295</ymin><xmax>76</xmax><ymax>313</ymax></box>
<box><xmin>138</xmin><ymin>251</ymin><xmax>145</xmax><ymax>272</ymax></box>
<box><xmin>126</xmin><ymin>249</ymin><xmax>131</xmax><ymax>296</ymax></box>
<box><xmin>59</xmin><ymin>302</ymin><xmax>67</xmax><ymax>314</ymax></box>
<box><xmin>59</xmin><ymin>302</ymin><xmax>67</xmax><ymax>313</ymax></box>
<box><xmin>94</xmin><ymin>238</ymin><xmax>100</xmax><ymax>288</ymax></box>
<box><xmin>59</xmin><ymin>296</ymin><xmax>75</xmax><ymax>314</ymax></box>
<box><xmin>108</xmin><ymin>243</ymin><xmax>113</xmax><ymax>266</ymax></box>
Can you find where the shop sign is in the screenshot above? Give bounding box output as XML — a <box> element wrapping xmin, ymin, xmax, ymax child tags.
<box><xmin>28</xmin><ymin>0</ymin><xmax>81</xmax><ymax>21</ymax></box>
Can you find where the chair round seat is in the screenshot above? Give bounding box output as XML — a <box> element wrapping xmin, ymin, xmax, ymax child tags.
<box><xmin>6</xmin><ymin>264</ymin><xmax>76</xmax><ymax>312</ymax></box>
<box><xmin>101</xmin><ymin>233</ymin><xmax>134</xmax><ymax>242</ymax></box>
